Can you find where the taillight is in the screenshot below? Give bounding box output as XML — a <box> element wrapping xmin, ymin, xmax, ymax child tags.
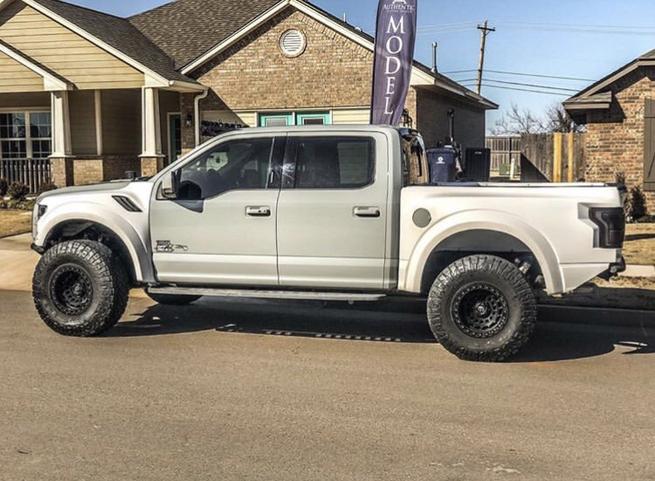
<box><xmin>589</xmin><ymin>207</ymin><xmax>625</xmax><ymax>249</ymax></box>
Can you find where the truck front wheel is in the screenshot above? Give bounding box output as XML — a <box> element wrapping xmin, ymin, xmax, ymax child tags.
<box><xmin>33</xmin><ymin>240</ymin><xmax>129</xmax><ymax>337</ymax></box>
<box><xmin>427</xmin><ymin>255</ymin><xmax>537</xmax><ymax>362</ymax></box>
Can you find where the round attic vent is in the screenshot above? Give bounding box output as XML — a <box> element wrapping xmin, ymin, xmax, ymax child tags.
<box><xmin>279</xmin><ymin>29</ymin><xmax>306</xmax><ymax>57</ymax></box>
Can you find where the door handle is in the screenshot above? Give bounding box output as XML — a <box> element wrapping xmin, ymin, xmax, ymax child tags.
<box><xmin>246</xmin><ymin>206</ymin><xmax>271</xmax><ymax>217</ymax></box>
<box><xmin>354</xmin><ymin>206</ymin><xmax>381</xmax><ymax>218</ymax></box>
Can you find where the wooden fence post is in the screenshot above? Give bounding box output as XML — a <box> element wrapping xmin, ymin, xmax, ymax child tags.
<box><xmin>553</xmin><ymin>133</ymin><xmax>562</xmax><ymax>183</ymax></box>
<box><xmin>567</xmin><ymin>132</ymin><xmax>575</xmax><ymax>183</ymax></box>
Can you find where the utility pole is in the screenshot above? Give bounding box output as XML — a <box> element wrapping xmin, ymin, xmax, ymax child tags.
<box><xmin>476</xmin><ymin>20</ymin><xmax>495</xmax><ymax>95</ymax></box>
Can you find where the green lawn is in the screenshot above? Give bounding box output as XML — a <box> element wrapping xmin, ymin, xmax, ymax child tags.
<box><xmin>0</xmin><ymin>209</ymin><xmax>32</xmax><ymax>239</ymax></box>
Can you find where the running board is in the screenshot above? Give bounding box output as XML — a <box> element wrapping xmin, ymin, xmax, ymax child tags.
<box><xmin>147</xmin><ymin>287</ymin><xmax>386</xmax><ymax>302</ymax></box>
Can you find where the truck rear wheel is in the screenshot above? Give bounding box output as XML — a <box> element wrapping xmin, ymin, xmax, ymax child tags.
<box><xmin>33</xmin><ymin>240</ymin><xmax>129</xmax><ymax>337</ymax></box>
<box><xmin>146</xmin><ymin>292</ymin><xmax>201</xmax><ymax>305</ymax></box>
<box><xmin>427</xmin><ymin>255</ymin><xmax>537</xmax><ymax>362</ymax></box>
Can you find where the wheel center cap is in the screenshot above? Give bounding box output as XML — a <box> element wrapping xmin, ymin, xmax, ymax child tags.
<box><xmin>475</xmin><ymin>302</ymin><xmax>488</xmax><ymax>316</ymax></box>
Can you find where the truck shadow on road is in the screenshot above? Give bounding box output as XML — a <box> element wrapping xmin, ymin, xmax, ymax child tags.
<box><xmin>108</xmin><ymin>298</ymin><xmax>655</xmax><ymax>363</ymax></box>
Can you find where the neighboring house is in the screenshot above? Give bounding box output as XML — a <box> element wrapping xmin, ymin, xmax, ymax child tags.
<box><xmin>0</xmin><ymin>0</ymin><xmax>496</xmax><ymax>189</ymax></box>
<box><xmin>564</xmin><ymin>49</ymin><xmax>655</xmax><ymax>211</ymax></box>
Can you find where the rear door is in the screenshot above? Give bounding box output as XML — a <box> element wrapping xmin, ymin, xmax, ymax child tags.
<box><xmin>276</xmin><ymin>132</ymin><xmax>389</xmax><ymax>289</ymax></box>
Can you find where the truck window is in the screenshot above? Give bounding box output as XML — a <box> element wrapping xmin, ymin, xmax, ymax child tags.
<box><xmin>176</xmin><ymin>138</ymin><xmax>274</xmax><ymax>200</ymax></box>
<box><xmin>289</xmin><ymin>137</ymin><xmax>375</xmax><ymax>189</ymax></box>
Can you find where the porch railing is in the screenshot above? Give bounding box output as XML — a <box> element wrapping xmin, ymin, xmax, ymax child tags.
<box><xmin>0</xmin><ymin>158</ymin><xmax>52</xmax><ymax>194</ymax></box>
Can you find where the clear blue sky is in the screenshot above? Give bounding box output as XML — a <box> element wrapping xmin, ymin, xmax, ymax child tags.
<box><xmin>69</xmin><ymin>0</ymin><xmax>655</xmax><ymax>128</ymax></box>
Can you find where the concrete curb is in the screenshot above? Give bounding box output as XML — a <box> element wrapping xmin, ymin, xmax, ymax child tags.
<box><xmin>621</xmin><ymin>265</ymin><xmax>655</xmax><ymax>278</ymax></box>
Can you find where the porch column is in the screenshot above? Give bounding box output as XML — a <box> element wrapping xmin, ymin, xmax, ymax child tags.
<box><xmin>49</xmin><ymin>91</ymin><xmax>74</xmax><ymax>187</ymax></box>
<box><xmin>140</xmin><ymin>87</ymin><xmax>164</xmax><ymax>177</ymax></box>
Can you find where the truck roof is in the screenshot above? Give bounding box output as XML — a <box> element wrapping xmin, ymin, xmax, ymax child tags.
<box><xmin>224</xmin><ymin>124</ymin><xmax>404</xmax><ymax>135</ymax></box>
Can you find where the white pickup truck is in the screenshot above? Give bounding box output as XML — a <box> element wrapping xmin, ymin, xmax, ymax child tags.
<box><xmin>31</xmin><ymin>125</ymin><xmax>625</xmax><ymax>361</ymax></box>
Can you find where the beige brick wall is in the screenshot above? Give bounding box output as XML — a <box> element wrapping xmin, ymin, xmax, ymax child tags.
<box><xmin>182</xmin><ymin>7</ymin><xmax>485</xmax><ymax>153</ymax></box>
<box><xmin>195</xmin><ymin>9</ymin><xmax>374</xmax><ymax>112</ymax></box>
<box><xmin>585</xmin><ymin>70</ymin><xmax>655</xmax><ymax>211</ymax></box>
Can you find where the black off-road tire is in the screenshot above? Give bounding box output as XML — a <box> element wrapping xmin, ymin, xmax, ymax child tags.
<box><xmin>427</xmin><ymin>255</ymin><xmax>537</xmax><ymax>362</ymax></box>
<box><xmin>146</xmin><ymin>292</ymin><xmax>201</xmax><ymax>305</ymax></box>
<box><xmin>32</xmin><ymin>240</ymin><xmax>129</xmax><ymax>337</ymax></box>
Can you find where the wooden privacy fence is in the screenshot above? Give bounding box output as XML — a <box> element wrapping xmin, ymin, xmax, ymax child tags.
<box><xmin>521</xmin><ymin>133</ymin><xmax>585</xmax><ymax>182</ymax></box>
<box><xmin>485</xmin><ymin>136</ymin><xmax>522</xmax><ymax>179</ymax></box>
<box><xmin>0</xmin><ymin>158</ymin><xmax>52</xmax><ymax>193</ymax></box>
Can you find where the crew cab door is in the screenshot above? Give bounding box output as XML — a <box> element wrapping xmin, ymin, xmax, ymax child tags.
<box><xmin>150</xmin><ymin>133</ymin><xmax>284</xmax><ymax>285</ymax></box>
<box><xmin>276</xmin><ymin>132</ymin><xmax>389</xmax><ymax>289</ymax></box>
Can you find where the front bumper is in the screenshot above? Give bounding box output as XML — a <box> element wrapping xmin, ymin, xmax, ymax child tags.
<box><xmin>598</xmin><ymin>256</ymin><xmax>626</xmax><ymax>280</ymax></box>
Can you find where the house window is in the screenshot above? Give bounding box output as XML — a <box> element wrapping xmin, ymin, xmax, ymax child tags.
<box><xmin>0</xmin><ymin>111</ymin><xmax>51</xmax><ymax>160</ymax></box>
<box><xmin>258</xmin><ymin>111</ymin><xmax>331</xmax><ymax>127</ymax></box>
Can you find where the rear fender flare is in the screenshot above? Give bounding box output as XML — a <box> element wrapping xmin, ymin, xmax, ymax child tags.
<box><xmin>402</xmin><ymin>210</ymin><xmax>564</xmax><ymax>294</ymax></box>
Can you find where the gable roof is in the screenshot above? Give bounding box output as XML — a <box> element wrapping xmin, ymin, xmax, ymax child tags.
<box><xmin>0</xmin><ymin>0</ymin><xmax>203</xmax><ymax>88</ymax></box>
<box><xmin>130</xmin><ymin>0</ymin><xmax>496</xmax><ymax>109</ymax></box>
<box><xmin>0</xmin><ymin>38</ymin><xmax>72</xmax><ymax>90</ymax></box>
<box><xmin>565</xmin><ymin>49</ymin><xmax>655</xmax><ymax>109</ymax></box>
<box><xmin>129</xmin><ymin>0</ymin><xmax>281</xmax><ymax>70</ymax></box>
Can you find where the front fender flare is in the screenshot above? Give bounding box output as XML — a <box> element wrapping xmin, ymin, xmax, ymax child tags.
<box><xmin>401</xmin><ymin>210</ymin><xmax>564</xmax><ymax>295</ymax></box>
<box><xmin>36</xmin><ymin>203</ymin><xmax>154</xmax><ymax>283</ymax></box>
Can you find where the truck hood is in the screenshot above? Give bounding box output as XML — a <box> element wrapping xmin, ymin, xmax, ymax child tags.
<box><xmin>38</xmin><ymin>181</ymin><xmax>132</xmax><ymax>201</ymax></box>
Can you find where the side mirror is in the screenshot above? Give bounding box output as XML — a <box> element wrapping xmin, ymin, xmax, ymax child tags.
<box><xmin>161</xmin><ymin>172</ymin><xmax>177</xmax><ymax>199</ymax></box>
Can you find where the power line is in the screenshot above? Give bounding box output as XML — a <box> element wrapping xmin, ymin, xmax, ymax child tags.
<box><xmin>444</xmin><ymin>69</ymin><xmax>595</xmax><ymax>82</ymax></box>
<box><xmin>455</xmin><ymin>78</ymin><xmax>579</xmax><ymax>93</ymax></box>
<box><xmin>460</xmin><ymin>83</ymin><xmax>571</xmax><ymax>96</ymax></box>
<box><xmin>418</xmin><ymin>21</ymin><xmax>655</xmax><ymax>36</ymax></box>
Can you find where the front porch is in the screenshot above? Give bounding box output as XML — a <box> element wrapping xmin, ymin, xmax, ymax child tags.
<box><xmin>0</xmin><ymin>88</ymin><xmax>193</xmax><ymax>191</ymax></box>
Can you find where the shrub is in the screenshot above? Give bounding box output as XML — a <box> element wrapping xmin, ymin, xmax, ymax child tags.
<box><xmin>7</xmin><ymin>182</ymin><xmax>29</xmax><ymax>201</ymax></box>
<box><xmin>0</xmin><ymin>178</ymin><xmax>7</xmax><ymax>197</ymax></box>
<box><xmin>37</xmin><ymin>182</ymin><xmax>58</xmax><ymax>194</ymax></box>
<box><xmin>626</xmin><ymin>185</ymin><xmax>648</xmax><ymax>222</ymax></box>
<box><xmin>6</xmin><ymin>198</ymin><xmax>35</xmax><ymax>211</ymax></box>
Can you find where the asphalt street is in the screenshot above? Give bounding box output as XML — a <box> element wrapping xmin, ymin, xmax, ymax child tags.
<box><xmin>1</xmin><ymin>290</ymin><xmax>654</xmax><ymax>481</ymax></box>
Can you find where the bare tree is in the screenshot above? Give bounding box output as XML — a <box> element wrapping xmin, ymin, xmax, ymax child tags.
<box><xmin>490</xmin><ymin>104</ymin><xmax>544</xmax><ymax>135</ymax></box>
<box><xmin>543</xmin><ymin>104</ymin><xmax>585</xmax><ymax>133</ymax></box>
<box><xmin>490</xmin><ymin>103</ymin><xmax>584</xmax><ymax>136</ymax></box>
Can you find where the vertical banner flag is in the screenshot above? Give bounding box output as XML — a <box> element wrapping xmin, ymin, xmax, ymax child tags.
<box><xmin>370</xmin><ymin>0</ymin><xmax>418</xmax><ymax>125</ymax></box>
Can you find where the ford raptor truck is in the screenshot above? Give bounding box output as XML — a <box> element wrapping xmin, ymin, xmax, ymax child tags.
<box><xmin>30</xmin><ymin>125</ymin><xmax>626</xmax><ymax>361</ymax></box>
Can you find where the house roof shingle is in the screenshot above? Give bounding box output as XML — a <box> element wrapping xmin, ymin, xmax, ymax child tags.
<box><xmin>30</xmin><ymin>0</ymin><xmax>197</xmax><ymax>83</ymax></box>
<box><xmin>129</xmin><ymin>0</ymin><xmax>281</xmax><ymax>70</ymax></box>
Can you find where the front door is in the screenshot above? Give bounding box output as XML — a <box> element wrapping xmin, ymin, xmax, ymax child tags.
<box><xmin>276</xmin><ymin>133</ymin><xmax>388</xmax><ymax>289</ymax></box>
<box><xmin>150</xmin><ymin>134</ymin><xmax>284</xmax><ymax>286</ymax></box>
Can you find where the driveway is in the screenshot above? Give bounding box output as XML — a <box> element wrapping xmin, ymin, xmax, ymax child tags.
<box><xmin>0</xmin><ymin>290</ymin><xmax>654</xmax><ymax>481</ymax></box>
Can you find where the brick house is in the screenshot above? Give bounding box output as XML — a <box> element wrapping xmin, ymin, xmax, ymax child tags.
<box><xmin>564</xmin><ymin>49</ymin><xmax>655</xmax><ymax>211</ymax></box>
<box><xmin>0</xmin><ymin>0</ymin><xmax>496</xmax><ymax>190</ymax></box>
